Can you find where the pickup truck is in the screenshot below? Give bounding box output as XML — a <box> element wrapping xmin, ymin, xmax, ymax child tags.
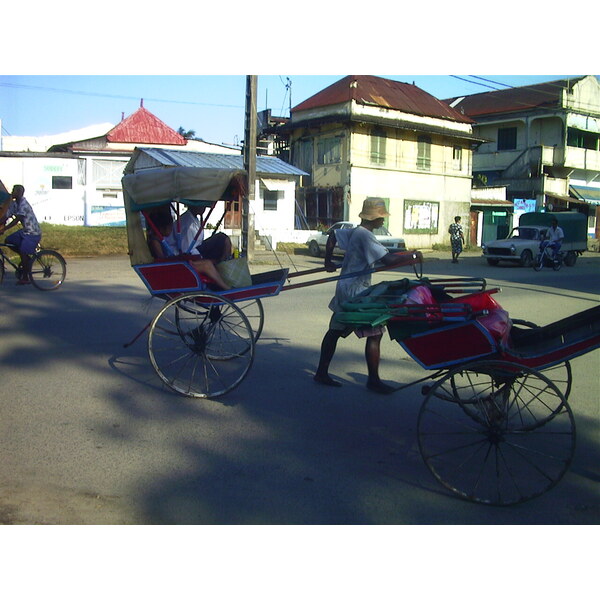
<box><xmin>482</xmin><ymin>212</ymin><xmax>587</xmax><ymax>267</ymax></box>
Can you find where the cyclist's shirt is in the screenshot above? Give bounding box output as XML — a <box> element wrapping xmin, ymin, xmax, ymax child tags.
<box><xmin>546</xmin><ymin>226</ymin><xmax>564</xmax><ymax>243</ymax></box>
<box><xmin>5</xmin><ymin>196</ymin><xmax>41</xmax><ymax>236</ymax></box>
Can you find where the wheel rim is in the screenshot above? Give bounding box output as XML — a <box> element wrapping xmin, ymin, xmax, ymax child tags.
<box><xmin>418</xmin><ymin>361</ymin><xmax>575</xmax><ymax>505</ymax></box>
<box><xmin>29</xmin><ymin>250</ymin><xmax>66</xmax><ymax>290</ymax></box>
<box><xmin>149</xmin><ymin>293</ymin><xmax>254</xmax><ymax>398</ymax></box>
<box><xmin>510</xmin><ymin>320</ymin><xmax>572</xmax><ymax>399</ymax></box>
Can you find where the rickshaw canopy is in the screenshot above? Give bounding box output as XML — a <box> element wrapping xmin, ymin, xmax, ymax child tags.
<box><xmin>122</xmin><ymin>166</ymin><xmax>246</xmax><ymax>211</ymax></box>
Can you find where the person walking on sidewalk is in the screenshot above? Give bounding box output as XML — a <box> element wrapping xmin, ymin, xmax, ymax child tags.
<box><xmin>448</xmin><ymin>216</ymin><xmax>465</xmax><ymax>263</ymax></box>
<box><xmin>313</xmin><ymin>198</ymin><xmax>410</xmax><ymax>395</ymax></box>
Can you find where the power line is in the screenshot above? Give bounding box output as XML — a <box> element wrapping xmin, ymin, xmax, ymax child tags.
<box><xmin>0</xmin><ymin>81</ymin><xmax>244</xmax><ymax>110</ymax></box>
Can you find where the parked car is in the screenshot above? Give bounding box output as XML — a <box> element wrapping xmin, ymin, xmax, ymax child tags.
<box><xmin>306</xmin><ymin>221</ymin><xmax>406</xmax><ymax>257</ymax></box>
<box><xmin>482</xmin><ymin>212</ymin><xmax>587</xmax><ymax>267</ymax></box>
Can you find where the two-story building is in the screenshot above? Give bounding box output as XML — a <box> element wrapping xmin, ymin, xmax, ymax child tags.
<box><xmin>445</xmin><ymin>75</ymin><xmax>600</xmax><ymax>241</ymax></box>
<box><xmin>261</xmin><ymin>75</ymin><xmax>485</xmax><ymax>248</ymax></box>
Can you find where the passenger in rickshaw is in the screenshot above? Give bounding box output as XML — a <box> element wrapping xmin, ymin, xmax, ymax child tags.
<box><xmin>146</xmin><ymin>207</ymin><xmax>232</xmax><ymax>291</ymax></box>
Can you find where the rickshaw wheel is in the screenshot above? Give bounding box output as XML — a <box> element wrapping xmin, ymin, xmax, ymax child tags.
<box><xmin>234</xmin><ymin>298</ymin><xmax>265</xmax><ymax>343</ymax></box>
<box><xmin>510</xmin><ymin>319</ymin><xmax>572</xmax><ymax>399</ymax></box>
<box><xmin>149</xmin><ymin>292</ymin><xmax>255</xmax><ymax>399</ymax></box>
<box><xmin>417</xmin><ymin>361</ymin><xmax>575</xmax><ymax>506</ymax></box>
<box><xmin>173</xmin><ymin>296</ymin><xmax>263</xmax><ymax>359</ymax></box>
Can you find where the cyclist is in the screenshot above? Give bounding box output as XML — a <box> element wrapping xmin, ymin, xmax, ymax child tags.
<box><xmin>539</xmin><ymin>217</ymin><xmax>564</xmax><ymax>261</ymax></box>
<box><xmin>0</xmin><ymin>185</ymin><xmax>42</xmax><ymax>285</ymax></box>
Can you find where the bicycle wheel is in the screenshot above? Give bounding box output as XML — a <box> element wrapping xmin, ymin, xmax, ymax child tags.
<box><xmin>29</xmin><ymin>250</ymin><xmax>67</xmax><ymax>290</ymax></box>
<box><xmin>149</xmin><ymin>292</ymin><xmax>255</xmax><ymax>399</ymax></box>
<box><xmin>533</xmin><ymin>253</ymin><xmax>543</xmax><ymax>271</ymax></box>
<box><xmin>418</xmin><ymin>362</ymin><xmax>575</xmax><ymax>506</ymax></box>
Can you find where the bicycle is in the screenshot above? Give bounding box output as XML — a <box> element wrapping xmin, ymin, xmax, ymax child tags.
<box><xmin>0</xmin><ymin>242</ymin><xmax>67</xmax><ymax>290</ymax></box>
<box><xmin>533</xmin><ymin>242</ymin><xmax>564</xmax><ymax>272</ymax></box>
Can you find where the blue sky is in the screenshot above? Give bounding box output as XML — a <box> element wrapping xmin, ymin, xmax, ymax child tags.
<box><xmin>1</xmin><ymin>4</ymin><xmax>594</xmax><ymax>148</ymax></box>
<box><xmin>0</xmin><ymin>74</ymin><xmax>583</xmax><ymax>147</ymax></box>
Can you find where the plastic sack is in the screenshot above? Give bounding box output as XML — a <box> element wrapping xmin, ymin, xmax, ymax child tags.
<box><xmin>216</xmin><ymin>257</ymin><xmax>253</xmax><ymax>288</ymax></box>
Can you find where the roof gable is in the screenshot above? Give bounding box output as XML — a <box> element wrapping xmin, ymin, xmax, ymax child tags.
<box><xmin>444</xmin><ymin>77</ymin><xmax>587</xmax><ymax>118</ymax></box>
<box><xmin>107</xmin><ymin>106</ymin><xmax>186</xmax><ymax>145</ymax></box>
<box><xmin>293</xmin><ymin>75</ymin><xmax>473</xmax><ymax>123</ymax></box>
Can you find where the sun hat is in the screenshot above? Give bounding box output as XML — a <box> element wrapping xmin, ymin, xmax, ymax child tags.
<box><xmin>358</xmin><ymin>198</ymin><xmax>390</xmax><ymax>220</ymax></box>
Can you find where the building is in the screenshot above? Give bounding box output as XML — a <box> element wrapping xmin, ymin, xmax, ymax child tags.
<box><xmin>445</xmin><ymin>76</ymin><xmax>600</xmax><ymax>241</ymax></box>
<box><xmin>0</xmin><ymin>102</ymin><xmax>239</xmax><ymax>226</ymax></box>
<box><xmin>124</xmin><ymin>147</ymin><xmax>307</xmax><ymax>249</ymax></box>
<box><xmin>260</xmin><ymin>75</ymin><xmax>485</xmax><ymax>248</ymax></box>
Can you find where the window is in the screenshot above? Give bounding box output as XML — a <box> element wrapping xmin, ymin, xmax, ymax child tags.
<box><xmin>371</xmin><ymin>127</ymin><xmax>387</xmax><ymax>165</ymax></box>
<box><xmin>497</xmin><ymin>127</ymin><xmax>517</xmax><ymax>150</ymax></box>
<box><xmin>417</xmin><ymin>135</ymin><xmax>431</xmax><ymax>170</ymax></box>
<box><xmin>452</xmin><ymin>146</ymin><xmax>462</xmax><ymax>170</ymax></box>
<box><xmin>317</xmin><ymin>137</ymin><xmax>341</xmax><ymax>164</ymax></box>
<box><xmin>293</xmin><ymin>138</ymin><xmax>314</xmax><ymax>173</ymax></box>
<box><xmin>567</xmin><ymin>127</ymin><xmax>599</xmax><ymax>150</ymax></box>
<box><xmin>263</xmin><ymin>190</ymin><xmax>282</xmax><ymax>211</ymax></box>
<box><xmin>52</xmin><ymin>176</ymin><xmax>72</xmax><ymax>189</ymax></box>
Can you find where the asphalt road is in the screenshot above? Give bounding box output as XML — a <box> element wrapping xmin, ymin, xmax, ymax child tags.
<box><xmin>0</xmin><ymin>249</ymin><xmax>598</xmax><ymax>525</ymax></box>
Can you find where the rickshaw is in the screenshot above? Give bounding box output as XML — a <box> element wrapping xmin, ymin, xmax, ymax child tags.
<box><xmin>123</xmin><ymin>165</ymin><xmax>599</xmax><ymax>506</ymax></box>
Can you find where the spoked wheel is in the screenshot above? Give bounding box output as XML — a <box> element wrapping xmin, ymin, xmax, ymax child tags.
<box><xmin>417</xmin><ymin>361</ymin><xmax>575</xmax><ymax>506</ymax></box>
<box><xmin>29</xmin><ymin>250</ymin><xmax>67</xmax><ymax>290</ymax></box>
<box><xmin>511</xmin><ymin>319</ymin><xmax>572</xmax><ymax>399</ymax></box>
<box><xmin>234</xmin><ymin>298</ymin><xmax>264</xmax><ymax>343</ymax></box>
<box><xmin>533</xmin><ymin>253</ymin><xmax>544</xmax><ymax>272</ymax></box>
<box><xmin>149</xmin><ymin>292</ymin><xmax>255</xmax><ymax>399</ymax></box>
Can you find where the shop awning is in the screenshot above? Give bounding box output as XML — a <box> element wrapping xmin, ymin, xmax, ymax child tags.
<box><xmin>570</xmin><ymin>185</ymin><xmax>600</xmax><ymax>205</ymax></box>
<box><xmin>470</xmin><ymin>198</ymin><xmax>513</xmax><ymax>207</ymax></box>
<box><xmin>545</xmin><ymin>191</ymin><xmax>587</xmax><ymax>205</ymax></box>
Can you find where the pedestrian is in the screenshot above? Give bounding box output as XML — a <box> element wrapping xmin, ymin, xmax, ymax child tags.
<box><xmin>448</xmin><ymin>216</ymin><xmax>465</xmax><ymax>263</ymax></box>
<box><xmin>313</xmin><ymin>198</ymin><xmax>410</xmax><ymax>394</ymax></box>
<box><xmin>0</xmin><ymin>185</ymin><xmax>42</xmax><ymax>284</ymax></box>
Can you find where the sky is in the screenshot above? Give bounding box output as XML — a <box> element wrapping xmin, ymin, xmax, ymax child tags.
<box><xmin>2</xmin><ymin>3</ymin><xmax>596</xmax><ymax>149</ymax></box>
<box><xmin>0</xmin><ymin>74</ymin><xmax>588</xmax><ymax>148</ymax></box>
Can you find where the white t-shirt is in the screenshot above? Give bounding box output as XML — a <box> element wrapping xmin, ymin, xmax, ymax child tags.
<box><xmin>546</xmin><ymin>225</ymin><xmax>564</xmax><ymax>243</ymax></box>
<box><xmin>166</xmin><ymin>210</ymin><xmax>205</xmax><ymax>255</ymax></box>
<box><xmin>329</xmin><ymin>225</ymin><xmax>388</xmax><ymax>312</ymax></box>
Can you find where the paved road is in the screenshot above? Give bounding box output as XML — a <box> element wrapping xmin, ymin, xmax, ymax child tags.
<box><xmin>0</xmin><ymin>250</ymin><xmax>598</xmax><ymax>524</ymax></box>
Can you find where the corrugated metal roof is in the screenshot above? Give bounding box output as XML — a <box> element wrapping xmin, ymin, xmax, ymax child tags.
<box><xmin>129</xmin><ymin>147</ymin><xmax>308</xmax><ymax>176</ymax></box>
<box><xmin>107</xmin><ymin>107</ymin><xmax>187</xmax><ymax>145</ymax></box>
<box><xmin>444</xmin><ymin>77</ymin><xmax>587</xmax><ymax>118</ymax></box>
<box><xmin>293</xmin><ymin>75</ymin><xmax>474</xmax><ymax>124</ymax></box>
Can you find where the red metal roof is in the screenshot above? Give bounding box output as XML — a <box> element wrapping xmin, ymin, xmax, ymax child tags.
<box><xmin>106</xmin><ymin>106</ymin><xmax>186</xmax><ymax>145</ymax></box>
<box><xmin>292</xmin><ymin>75</ymin><xmax>474</xmax><ymax>123</ymax></box>
<box><xmin>444</xmin><ymin>77</ymin><xmax>586</xmax><ymax>118</ymax></box>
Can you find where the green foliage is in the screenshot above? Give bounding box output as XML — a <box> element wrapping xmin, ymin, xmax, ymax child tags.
<box><xmin>1</xmin><ymin>224</ymin><xmax>129</xmax><ymax>257</ymax></box>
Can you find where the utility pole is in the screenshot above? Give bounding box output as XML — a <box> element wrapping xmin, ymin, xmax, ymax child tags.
<box><xmin>243</xmin><ymin>75</ymin><xmax>257</xmax><ymax>260</ymax></box>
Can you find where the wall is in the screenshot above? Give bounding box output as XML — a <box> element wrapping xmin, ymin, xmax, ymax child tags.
<box><xmin>0</xmin><ymin>155</ymin><xmax>86</xmax><ymax>225</ymax></box>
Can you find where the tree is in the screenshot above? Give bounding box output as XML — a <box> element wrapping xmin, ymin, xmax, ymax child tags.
<box><xmin>177</xmin><ymin>127</ymin><xmax>197</xmax><ymax>140</ymax></box>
